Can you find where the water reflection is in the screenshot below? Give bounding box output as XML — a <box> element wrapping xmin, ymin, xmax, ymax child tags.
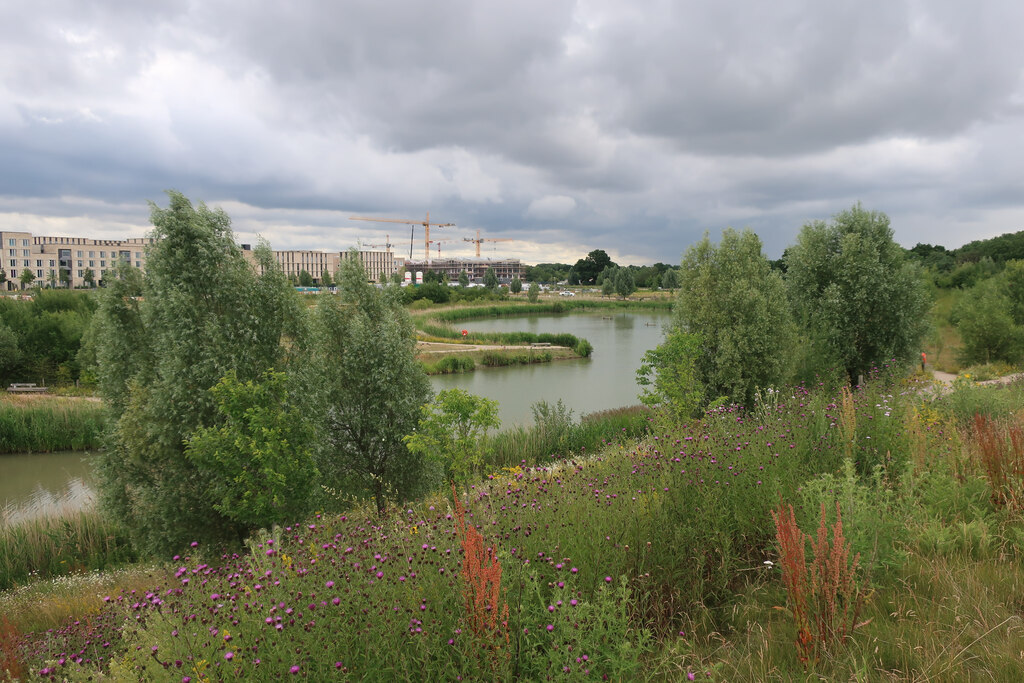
<box><xmin>1</xmin><ymin>451</ymin><xmax>97</xmax><ymax>524</ymax></box>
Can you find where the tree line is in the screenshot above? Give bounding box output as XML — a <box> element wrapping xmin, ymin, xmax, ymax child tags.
<box><xmin>639</xmin><ymin>204</ymin><xmax>931</xmax><ymax>420</ymax></box>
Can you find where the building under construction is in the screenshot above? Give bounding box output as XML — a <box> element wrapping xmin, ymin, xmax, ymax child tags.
<box><xmin>404</xmin><ymin>258</ymin><xmax>522</xmax><ymax>284</ymax></box>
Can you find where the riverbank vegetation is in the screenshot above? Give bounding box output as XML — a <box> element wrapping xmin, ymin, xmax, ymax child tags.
<box><xmin>6</xmin><ymin>197</ymin><xmax>1024</xmax><ymax>679</ymax></box>
<box><xmin>0</xmin><ymin>395</ymin><xmax>104</xmax><ymax>453</ymax></box>
<box><xmin>6</xmin><ymin>374</ymin><xmax>1024</xmax><ymax>680</ymax></box>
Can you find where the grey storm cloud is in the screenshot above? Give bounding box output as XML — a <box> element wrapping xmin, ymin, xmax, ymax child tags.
<box><xmin>2</xmin><ymin>0</ymin><xmax>1024</xmax><ymax>264</ymax></box>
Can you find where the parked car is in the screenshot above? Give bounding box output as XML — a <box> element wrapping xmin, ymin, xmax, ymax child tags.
<box><xmin>559</xmin><ymin>290</ymin><xmax>575</xmax><ymax>297</ymax></box>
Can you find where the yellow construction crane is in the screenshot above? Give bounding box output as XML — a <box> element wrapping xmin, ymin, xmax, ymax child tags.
<box><xmin>350</xmin><ymin>213</ymin><xmax>454</xmax><ymax>263</ymax></box>
<box><xmin>464</xmin><ymin>229</ymin><xmax>514</xmax><ymax>258</ymax></box>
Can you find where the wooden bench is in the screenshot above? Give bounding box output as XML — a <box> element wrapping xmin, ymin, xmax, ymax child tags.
<box><xmin>530</xmin><ymin>342</ymin><xmax>552</xmax><ymax>348</ymax></box>
<box><xmin>7</xmin><ymin>383</ymin><xmax>49</xmax><ymax>393</ymax></box>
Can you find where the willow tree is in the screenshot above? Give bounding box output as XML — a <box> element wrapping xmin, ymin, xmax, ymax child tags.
<box><xmin>785</xmin><ymin>204</ymin><xmax>930</xmax><ymax>382</ymax></box>
<box><xmin>674</xmin><ymin>228</ymin><xmax>794</xmax><ymax>407</ymax></box>
<box><xmin>309</xmin><ymin>252</ymin><xmax>432</xmax><ymax>513</ymax></box>
<box><xmin>93</xmin><ymin>191</ymin><xmax>303</xmax><ymax>554</ymax></box>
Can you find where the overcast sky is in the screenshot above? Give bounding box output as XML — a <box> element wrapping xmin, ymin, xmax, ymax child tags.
<box><xmin>3</xmin><ymin>1</ymin><xmax>1024</xmax><ymax>265</ymax></box>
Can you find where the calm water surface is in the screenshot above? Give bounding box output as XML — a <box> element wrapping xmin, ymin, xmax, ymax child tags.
<box><xmin>1</xmin><ymin>450</ymin><xmax>96</xmax><ymax>524</ymax></box>
<box><xmin>430</xmin><ymin>310</ymin><xmax>670</xmax><ymax>425</ymax></box>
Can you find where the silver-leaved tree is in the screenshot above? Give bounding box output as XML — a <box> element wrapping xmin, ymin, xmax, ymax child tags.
<box><xmin>308</xmin><ymin>251</ymin><xmax>433</xmax><ymax>514</ymax></box>
<box><xmin>93</xmin><ymin>191</ymin><xmax>304</xmax><ymax>554</ymax></box>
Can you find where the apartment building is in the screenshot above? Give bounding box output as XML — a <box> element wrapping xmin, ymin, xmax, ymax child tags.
<box><xmin>1</xmin><ymin>230</ymin><xmax>152</xmax><ymax>290</ymax></box>
<box><xmin>403</xmin><ymin>258</ymin><xmax>523</xmax><ymax>284</ymax></box>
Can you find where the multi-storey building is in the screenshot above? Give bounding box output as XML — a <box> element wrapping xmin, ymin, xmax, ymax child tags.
<box><xmin>403</xmin><ymin>258</ymin><xmax>523</xmax><ymax>284</ymax></box>
<box><xmin>1</xmin><ymin>228</ymin><xmax>475</xmax><ymax>290</ymax></box>
<box><xmin>1</xmin><ymin>230</ymin><xmax>152</xmax><ymax>290</ymax></box>
<box><xmin>243</xmin><ymin>247</ymin><xmax>404</xmax><ymax>284</ymax></box>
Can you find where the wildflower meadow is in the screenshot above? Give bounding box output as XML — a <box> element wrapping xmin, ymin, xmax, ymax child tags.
<box><xmin>5</xmin><ymin>369</ymin><xmax>1024</xmax><ymax>680</ymax></box>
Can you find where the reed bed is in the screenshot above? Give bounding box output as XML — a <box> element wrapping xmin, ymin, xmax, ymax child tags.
<box><xmin>484</xmin><ymin>404</ymin><xmax>649</xmax><ymax>469</ymax></box>
<box><xmin>0</xmin><ymin>507</ymin><xmax>137</xmax><ymax>591</ymax></box>
<box><xmin>0</xmin><ymin>396</ymin><xmax>105</xmax><ymax>453</ymax></box>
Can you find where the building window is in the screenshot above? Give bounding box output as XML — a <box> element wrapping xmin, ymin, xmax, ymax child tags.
<box><xmin>77</xmin><ymin>270</ymin><xmax>83</xmax><ymax>277</ymax></box>
<box><xmin>7</xmin><ymin>249</ymin><xmax>13</xmax><ymax>256</ymax></box>
<box><xmin>89</xmin><ymin>260</ymin><xmax>94</xmax><ymax>267</ymax></box>
<box><xmin>100</xmin><ymin>260</ymin><xmax>106</xmax><ymax>267</ymax></box>
<box><xmin>22</xmin><ymin>260</ymin><xmax>29</xmax><ymax>267</ymax></box>
<box><xmin>37</xmin><ymin>269</ymin><xmax>43</xmax><ymax>278</ymax></box>
<box><xmin>22</xmin><ymin>239</ymin><xmax>28</xmax><ymax>246</ymax></box>
<box><xmin>100</xmin><ymin>251</ymin><xmax>106</xmax><ymax>258</ymax></box>
<box><xmin>36</xmin><ymin>260</ymin><xmax>42</xmax><ymax>267</ymax></box>
<box><xmin>77</xmin><ymin>251</ymin><xmax>83</xmax><ymax>257</ymax></box>
<box><xmin>8</xmin><ymin>260</ymin><xmax>14</xmax><ymax>267</ymax></box>
<box><xmin>135</xmin><ymin>252</ymin><xmax>141</xmax><ymax>258</ymax></box>
<box><xmin>6</xmin><ymin>239</ymin><xmax>13</xmax><ymax>246</ymax></box>
<box><xmin>77</xmin><ymin>260</ymin><xmax>82</xmax><ymax>267</ymax></box>
<box><xmin>135</xmin><ymin>261</ymin><xmax>141</xmax><ymax>267</ymax></box>
<box><xmin>89</xmin><ymin>251</ymin><xmax>95</xmax><ymax>257</ymax></box>
<box><xmin>22</xmin><ymin>249</ymin><xmax>29</xmax><ymax>256</ymax></box>
<box><xmin>49</xmin><ymin>260</ymin><xmax>55</xmax><ymax>267</ymax></box>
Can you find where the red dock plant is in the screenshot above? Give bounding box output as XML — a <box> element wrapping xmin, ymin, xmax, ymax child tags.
<box><xmin>452</xmin><ymin>484</ymin><xmax>510</xmax><ymax>648</ymax></box>
<box><xmin>772</xmin><ymin>500</ymin><xmax>867</xmax><ymax>665</ymax></box>
<box><xmin>973</xmin><ymin>413</ymin><xmax>1024</xmax><ymax>510</ymax></box>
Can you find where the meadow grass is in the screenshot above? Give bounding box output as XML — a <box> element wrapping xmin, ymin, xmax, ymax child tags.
<box><xmin>6</xmin><ymin>375</ymin><xmax>1024</xmax><ymax>681</ymax></box>
<box><xmin>0</xmin><ymin>395</ymin><xmax>105</xmax><ymax>453</ymax></box>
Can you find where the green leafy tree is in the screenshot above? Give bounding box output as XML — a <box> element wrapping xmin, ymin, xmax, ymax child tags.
<box><xmin>404</xmin><ymin>388</ymin><xmax>500</xmax><ymax>485</ymax></box>
<box><xmin>83</xmin><ymin>268</ymin><xmax>95</xmax><ymax>288</ymax></box>
<box><xmin>785</xmin><ymin>204</ymin><xmax>930</xmax><ymax>382</ymax></box>
<box><xmin>93</xmin><ymin>192</ymin><xmax>302</xmax><ymax>553</ymax></box>
<box><xmin>953</xmin><ymin>262</ymin><xmax>1024</xmax><ymax>365</ymax></box>
<box><xmin>186</xmin><ymin>369</ymin><xmax>318</xmax><ymax>530</ymax></box>
<box><xmin>510</xmin><ymin>277</ymin><xmax>523</xmax><ymax>294</ymax></box>
<box><xmin>310</xmin><ymin>252</ymin><xmax>432</xmax><ymax>513</ymax></box>
<box><xmin>19</xmin><ymin>268</ymin><xmax>34</xmax><ymax>289</ymax></box>
<box><xmin>298</xmin><ymin>269</ymin><xmax>314</xmax><ymax>287</ymax></box>
<box><xmin>458</xmin><ymin>270</ymin><xmax>470</xmax><ymax>287</ymax></box>
<box><xmin>391</xmin><ymin>266</ymin><xmax>405</xmax><ymax>285</ymax></box>
<box><xmin>484</xmin><ymin>267</ymin><xmax>499</xmax><ymax>290</ymax></box>
<box><xmin>614</xmin><ymin>267</ymin><xmax>636</xmax><ymax>299</ymax></box>
<box><xmin>636</xmin><ymin>330</ymin><xmax>704</xmax><ymax>424</ymax></box>
<box><xmin>661</xmin><ymin>268</ymin><xmax>679</xmax><ymax>291</ymax></box>
<box><xmin>46</xmin><ymin>270</ymin><xmax>57</xmax><ymax>289</ymax></box>
<box><xmin>58</xmin><ymin>267</ymin><xmax>70</xmax><ymax>288</ymax></box>
<box><xmin>321</xmin><ymin>268</ymin><xmax>334</xmax><ymax>287</ymax></box>
<box><xmin>675</xmin><ymin>228</ymin><xmax>795</xmax><ymax>407</ymax></box>
<box><xmin>528</xmin><ymin>282</ymin><xmax>540</xmax><ymax>303</ymax></box>
<box><xmin>0</xmin><ymin>268</ymin><xmax>7</xmax><ymax>288</ymax></box>
<box><xmin>0</xmin><ymin>320</ymin><xmax>22</xmax><ymax>385</ymax></box>
<box><xmin>572</xmin><ymin>249</ymin><xmax>614</xmax><ymax>285</ymax></box>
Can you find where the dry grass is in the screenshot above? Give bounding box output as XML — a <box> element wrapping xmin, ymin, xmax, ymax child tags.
<box><xmin>0</xmin><ymin>564</ymin><xmax>166</xmax><ymax>634</ymax></box>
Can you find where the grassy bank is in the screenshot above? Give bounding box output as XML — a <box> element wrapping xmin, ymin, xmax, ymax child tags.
<box><xmin>419</xmin><ymin>346</ymin><xmax>581</xmax><ymax>374</ymax></box>
<box><xmin>6</xmin><ymin>376</ymin><xmax>1024</xmax><ymax>680</ymax></box>
<box><xmin>0</xmin><ymin>395</ymin><xmax>105</xmax><ymax>453</ymax></box>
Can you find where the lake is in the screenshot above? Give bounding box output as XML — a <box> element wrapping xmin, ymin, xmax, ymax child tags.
<box><xmin>1</xmin><ymin>450</ymin><xmax>96</xmax><ymax>524</ymax></box>
<box><xmin>429</xmin><ymin>309</ymin><xmax>670</xmax><ymax>425</ymax></box>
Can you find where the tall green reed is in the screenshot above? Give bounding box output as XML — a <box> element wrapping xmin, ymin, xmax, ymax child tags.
<box><xmin>0</xmin><ymin>398</ymin><xmax>105</xmax><ymax>453</ymax></box>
